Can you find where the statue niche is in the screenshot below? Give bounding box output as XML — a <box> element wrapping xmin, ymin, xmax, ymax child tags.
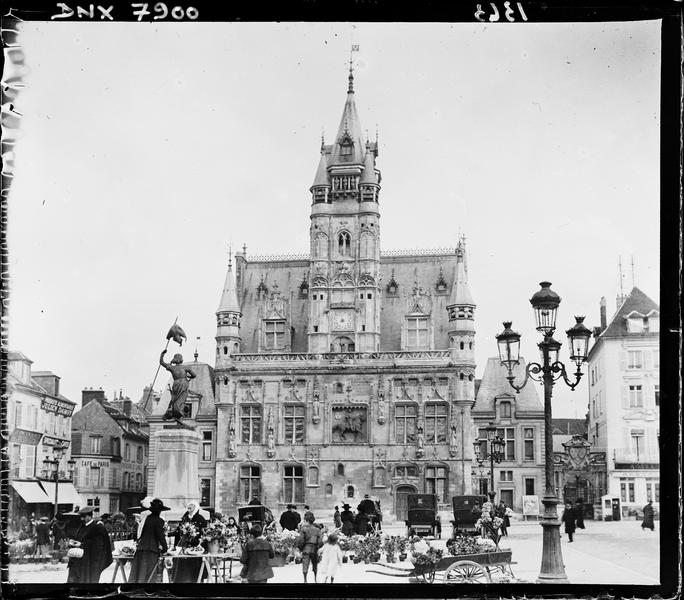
<box><xmin>331</xmin><ymin>406</ymin><xmax>368</xmax><ymax>443</ymax></box>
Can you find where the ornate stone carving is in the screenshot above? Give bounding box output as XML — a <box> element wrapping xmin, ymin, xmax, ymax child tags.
<box><xmin>416</xmin><ymin>426</ymin><xmax>425</xmax><ymax>459</ymax></box>
<box><xmin>266</xmin><ymin>409</ymin><xmax>275</xmax><ymax>458</ymax></box>
<box><xmin>406</xmin><ymin>282</ymin><xmax>432</xmax><ymax>315</ymax></box>
<box><xmin>377</xmin><ymin>383</ymin><xmax>386</xmax><ymax>425</ymax></box>
<box><xmin>227</xmin><ymin>415</ymin><xmax>237</xmax><ymax>458</ymax></box>
<box><xmin>312</xmin><ymin>383</ymin><xmax>321</xmax><ymax>424</ymax></box>
<box><xmin>449</xmin><ymin>423</ymin><xmax>458</xmax><ymax>458</ymax></box>
<box><xmin>264</xmin><ymin>283</ymin><xmax>287</xmax><ymax>319</ymax></box>
<box><xmin>331</xmin><ymin>406</ymin><xmax>368</xmax><ymax>443</ymax></box>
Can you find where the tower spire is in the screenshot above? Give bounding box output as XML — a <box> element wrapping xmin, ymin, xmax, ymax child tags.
<box><xmin>348</xmin><ymin>53</ymin><xmax>354</xmax><ymax>93</ymax></box>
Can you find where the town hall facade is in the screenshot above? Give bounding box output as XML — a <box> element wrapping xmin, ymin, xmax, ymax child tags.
<box><xmin>149</xmin><ymin>67</ymin><xmax>478</xmax><ymax>521</ymax></box>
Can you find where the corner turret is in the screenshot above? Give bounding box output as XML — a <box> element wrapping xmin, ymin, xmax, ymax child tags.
<box><xmin>216</xmin><ymin>252</ymin><xmax>242</xmax><ymax>368</ymax></box>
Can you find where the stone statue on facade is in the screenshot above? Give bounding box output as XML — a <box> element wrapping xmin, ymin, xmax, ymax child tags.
<box><xmin>160</xmin><ymin>350</ymin><xmax>196</xmax><ymax>428</ymax></box>
<box><xmin>416</xmin><ymin>426</ymin><xmax>425</xmax><ymax>458</ymax></box>
<box><xmin>449</xmin><ymin>424</ymin><xmax>459</xmax><ymax>458</ymax></box>
<box><xmin>266</xmin><ymin>428</ymin><xmax>276</xmax><ymax>458</ymax></box>
<box><xmin>377</xmin><ymin>387</ymin><xmax>386</xmax><ymax>425</ymax></box>
<box><xmin>228</xmin><ymin>422</ymin><xmax>237</xmax><ymax>458</ymax></box>
<box><xmin>312</xmin><ymin>389</ymin><xmax>321</xmax><ymax>424</ymax></box>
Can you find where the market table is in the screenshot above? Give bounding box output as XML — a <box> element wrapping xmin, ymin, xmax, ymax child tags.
<box><xmin>110</xmin><ymin>553</ymin><xmax>134</xmax><ymax>583</ymax></box>
<box><xmin>147</xmin><ymin>552</ymin><xmax>241</xmax><ymax>583</ymax></box>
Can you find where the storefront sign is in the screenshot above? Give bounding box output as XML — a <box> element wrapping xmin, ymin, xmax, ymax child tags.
<box><xmin>42</xmin><ymin>436</ymin><xmax>71</xmax><ymax>448</ymax></box>
<box><xmin>41</xmin><ymin>396</ymin><xmax>74</xmax><ymax>417</ymax></box>
<box><xmin>80</xmin><ymin>459</ymin><xmax>109</xmax><ymax>468</ymax></box>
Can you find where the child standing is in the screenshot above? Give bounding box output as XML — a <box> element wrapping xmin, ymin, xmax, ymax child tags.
<box><xmin>317</xmin><ymin>533</ymin><xmax>344</xmax><ymax>583</ymax></box>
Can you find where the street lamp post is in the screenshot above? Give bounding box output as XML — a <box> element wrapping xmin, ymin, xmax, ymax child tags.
<box><xmin>495</xmin><ymin>281</ymin><xmax>591</xmax><ymax>584</ymax></box>
<box><xmin>473</xmin><ymin>424</ymin><xmax>505</xmax><ymax>499</ymax></box>
<box><xmin>42</xmin><ymin>442</ymin><xmax>76</xmax><ymax>519</ymax></box>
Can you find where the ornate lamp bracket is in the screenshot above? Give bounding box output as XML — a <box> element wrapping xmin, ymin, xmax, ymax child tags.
<box><xmin>505</xmin><ymin>361</ymin><xmax>543</xmax><ymax>393</ymax></box>
<box><xmin>550</xmin><ymin>361</ymin><xmax>584</xmax><ymax>391</ymax></box>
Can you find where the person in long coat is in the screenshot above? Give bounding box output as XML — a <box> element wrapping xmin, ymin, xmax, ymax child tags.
<box><xmin>333</xmin><ymin>506</ymin><xmax>342</xmax><ymax>529</ymax></box>
<box><xmin>172</xmin><ymin>501</ymin><xmax>207</xmax><ymax>583</ymax></box>
<box><xmin>340</xmin><ymin>504</ymin><xmax>355</xmax><ymax>536</ymax></box>
<box><xmin>561</xmin><ymin>502</ymin><xmax>576</xmax><ymax>542</ymax></box>
<box><xmin>574</xmin><ymin>499</ymin><xmax>585</xmax><ymax>530</ymax></box>
<box><xmin>641</xmin><ymin>501</ymin><xmax>655</xmax><ymax>531</ymax></box>
<box><xmin>35</xmin><ymin>517</ymin><xmax>51</xmax><ymax>557</ymax></box>
<box><xmin>355</xmin><ymin>512</ymin><xmax>369</xmax><ymax>536</ymax></box>
<box><xmin>67</xmin><ymin>507</ymin><xmax>113</xmax><ymax>583</ymax></box>
<box><xmin>279</xmin><ymin>504</ymin><xmax>301</xmax><ymax>531</ymax></box>
<box><xmin>240</xmin><ymin>524</ymin><xmax>275</xmax><ymax>583</ymax></box>
<box><xmin>129</xmin><ymin>499</ymin><xmax>169</xmax><ymax>583</ymax></box>
<box><xmin>51</xmin><ymin>518</ymin><xmax>65</xmax><ymax>551</ymax></box>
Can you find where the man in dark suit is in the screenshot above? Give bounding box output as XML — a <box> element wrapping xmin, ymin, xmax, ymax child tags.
<box><xmin>67</xmin><ymin>507</ymin><xmax>113</xmax><ymax>583</ymax></box>
<box><xmin>129</xmin><ymin>499</ymin><xmax>169</xmax><ymax>583</ymax></box>
<box><xmin>279</xmin><ymin>504</ymin><xmax>301</xmax><ymax>531</ymax></box>
<box><xmin>240</xmin><ymin>524</ymin><xmax>275</xmax><ymax>583</ymax></box>
<box><xmin>340</xmin><ymin>504</ymin><xmax>355</xmax><ymax>536</ymax></box>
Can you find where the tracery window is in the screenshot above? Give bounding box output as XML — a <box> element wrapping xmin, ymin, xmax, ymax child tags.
<box><xmin>338</xmin><ymin>232</ymin><xmax>351</xmax><ymax>256</ymax></box>
<box><xmin>240</xmin><ymin>465</ymin><xmax>261</xmax><ymax>502</ymax></box>
<box><xmin>264</xmin><ymin>320</ymin><xmax>286</xmax><ymax>350</ymax></box>
<box><xmin>283</xmin><ymin>465</ymin><xmax>304</xmax><ymax>503</ymax></box>
<box><xmin>406</xmin><ymin>317</ymin><xmax>429</xmax><ymax>350</ymax></box>
<box><xmin>241</xmin><ymin>405</ymin><xmax>262</xmax><ymax>444</ymax></box>
<box><xmin>424</xmin><ymin>403</ymin><xmax>447</xmax><ymax>443</ymax></box>
<box><xmin>395</xmin><ymin>404</ymin><xmax>417</xmax><ymax>444</ymax></box>
<box><xmin>284</xmin><ymin>405</ymin><xmax>305</xmax><ymax>443</ymax></box>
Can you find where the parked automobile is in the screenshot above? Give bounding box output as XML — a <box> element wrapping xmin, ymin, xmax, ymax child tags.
<box><xmin>405</xmin><ymin>493</ymin><xmax>438</xmax><ymax>537</ymax></box>
<box><xmin>450</xmin><ymin>495</ymin><xmax>486</xmax><ymax>535</ymax></box>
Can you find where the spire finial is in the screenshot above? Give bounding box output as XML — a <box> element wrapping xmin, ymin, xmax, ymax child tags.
<box><xmin>228</xmin><ymin>244</ymin><xmax>232</xmax><ymax>269</ymax></box>
<box><xmin>321</xmin><ymin>128</ymin><xmax>325</xmax><ymax>152</ymax></box>
<box><xmin>194</xmin><ymin>337</ymin><xmax>200</xmax><ymax>362</ymax></box>
<box><xmin>348</xmin><ymin>50</ymin><xmax>355</xmax><ymax>93</ymax></box>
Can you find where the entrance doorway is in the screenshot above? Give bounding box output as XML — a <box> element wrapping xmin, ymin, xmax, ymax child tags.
<box><xmin>395</xmin><ymin>485</ymin><xmax>417</xmax><ymax>522</ymax></box>
<box><xmin>500</xmin><ymin>489</ymin><xmax>513</xmax><ymax>507</ymax></box>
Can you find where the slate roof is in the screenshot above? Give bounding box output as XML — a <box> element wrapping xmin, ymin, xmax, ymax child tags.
<box><xmin>553</xmin><ymin>434</ymin><xmax>573</xmax><ymax>453</ymax></box>
<box><xmin>8</xmin><ymin>351</ymin><xmax>32</xmax><ymax>363</ymax></box>
<box><xmin>598</xmin><ymin>287</ymin><xmax>659</xmax><ymax>339</ymax></box>
<box><xmin>153</xmin><ymin>361</ymin><xmax>216</xmax><ymax>418</ymax></box>
<box><xmin>473</xmin><ymin>357</ymin><xmax>543</xmax><ymax>414</ymax></box>
<box><xmin>329</xmin><ymin>71</ymin><xmax>366</xmax><ymax>166</ymax></box>
<box><xmin>235</xmin><ymin>251</ymin><xmax>462</xmax><ymax>353</ymax></box>
<box><xmin>217</xmin><ymin>260</ymin><xmax>240</xmax><ymax>314</ymax></box>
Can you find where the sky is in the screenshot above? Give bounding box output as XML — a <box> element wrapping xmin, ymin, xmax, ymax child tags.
<box><xmin>7</xmin><ymin>21</ymin><xmax>661</xmax><ymax>418</ymax></box>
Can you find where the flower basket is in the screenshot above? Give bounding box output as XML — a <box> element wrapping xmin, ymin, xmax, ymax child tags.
<box><xmin>177</xmin><ymin>522</ymin><xmax>199</xmax><ymax>549</ymax></box>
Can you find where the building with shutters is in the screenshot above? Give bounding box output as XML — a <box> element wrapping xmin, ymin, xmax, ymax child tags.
<box><xmin>147</xmin><ymin>66</ymin><xmax>479</xmax><ymax>522</ymax></box>
<box><xmin>71</xmin><ymin>389</ymin><xmax>149</xmax><ymax>514</ymax></box>
<box><xmin>472</xmin><ymin>358</ymin><xmax>545</xmax><ymax>512</ymax></box>
<box><xmin>6</xmin><ymin>351</ymin><xmax>80</xmax><ymax>527</ymax></box>
<box><xmin>586</xmin><ymin>287</ymin><xmax>660</xmax><ymax>518</ymax></box>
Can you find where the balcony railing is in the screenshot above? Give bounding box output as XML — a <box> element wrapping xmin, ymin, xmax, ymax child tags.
<box><xmin>232</xmin><ymin>350</ymin><xmax>453</xmax><ymax>365</ymax></box>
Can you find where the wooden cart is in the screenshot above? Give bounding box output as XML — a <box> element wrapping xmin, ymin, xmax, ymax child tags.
<box><xmin>367</xmin><ymin>549</ymin><xmax>514</xmax><ymax>583</ymax></box>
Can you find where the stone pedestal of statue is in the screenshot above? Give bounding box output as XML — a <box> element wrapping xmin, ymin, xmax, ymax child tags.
<box><xmin>152</xmin><ymin>425</ymin><xmax>201</xmax><ymax>522</ymax></box>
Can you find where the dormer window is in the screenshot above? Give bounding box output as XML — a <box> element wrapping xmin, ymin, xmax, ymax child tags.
<box><xmin>264</xmin><ymin>320</ymin><xmax>286</xmax><ymax>350</ymax></box>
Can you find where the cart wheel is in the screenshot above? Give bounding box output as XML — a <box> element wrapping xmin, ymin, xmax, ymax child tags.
<box><xmin>443</xmin><ymin>560</ymin><xmax>490</xmax><ymax>583</ymax></box>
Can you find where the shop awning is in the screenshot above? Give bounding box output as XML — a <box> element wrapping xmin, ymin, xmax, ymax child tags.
<box><xmin>11</xmin><ymin>481</ymin><xmax>50</xmax><ymax>504</ymax></box>
<box><xmin>40</xmin><ymin>482</ymin><xmax>83</xmax><ymax>507</ymax></box>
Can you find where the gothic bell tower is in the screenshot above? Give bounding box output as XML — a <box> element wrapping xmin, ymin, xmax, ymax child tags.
<box><xmin>307</xmin><ymin>64</ymin><xmax>382</xmax><ymax>354</ymax></box>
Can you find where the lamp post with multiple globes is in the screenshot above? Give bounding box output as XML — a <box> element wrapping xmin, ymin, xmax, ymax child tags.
<box><xmin>495</xmin><ymin>281</ymin><xmax>591</xmax><ymax>584</ymax></box>
<box><xmin>473</xmin><ymin>423</ymin><xmax>505</xmax><ymax>499</ymax></box>
<box><xmin>42</xmin><ymin>441</ymin><xmax>77</xmax><ymax>519</ymax></box>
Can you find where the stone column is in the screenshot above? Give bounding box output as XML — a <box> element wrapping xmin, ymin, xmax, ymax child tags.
<box><xmin>152</xmin><ymin>426</ymin><xmax>201</xmax><ymax>521</ymax></box>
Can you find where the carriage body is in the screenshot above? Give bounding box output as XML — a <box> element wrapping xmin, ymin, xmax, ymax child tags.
<box><xmin>450</xmin><ymin>495</ymin><xmax>486</xmax><ymax>536</ymax></box>
<box><xmin>237</xmin><ymin>505</ymin><xmax>276</xmax><ymax>534</ymax></box>
<box><xmin>405</xmin><ymin>494</ymin><xmax>438</xmax><ymax>537</ymax></box>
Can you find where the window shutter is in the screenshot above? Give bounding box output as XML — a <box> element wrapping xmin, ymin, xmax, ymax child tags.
<box><xmin>621</xmin><ymin>386</ymin><xmax>629</xmax><ymax>408</ymax></box>
<box><xmin>619</xmin><ymin>352</ymin><xmax>627</xmax><ymax>371</ymax></box>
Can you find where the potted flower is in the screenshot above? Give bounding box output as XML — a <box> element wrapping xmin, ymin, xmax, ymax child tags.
<box><xmin>337</xmin><ymin>534</ymin><xmax>352</xmax><ymax>562</ymax></box>
<box><xmin>266</xmin><ymin>530</ymin><xmax>298</xmax><ymax>567</ymax></box>
<box><xmin>202</xmin><ymin>519</ymin><xmax>229</xmax><ymax>555</ymax></box>
<box><xmin>366</xmin><ymin>534</ymin><xmax>382</xmax><ymax>562</ymax></box>
<box><xmin>396</xmin><ymin>536</ymin><xmax>409</xmax><ymax>561</ymax></box>
<box><xmin>410</xmin><ymin>545</ymin><xmax>444</xmax><ymax>582</ymax></box>
<box><xmin>474</xmin><ymin>502</ymin><xmax>503</xmax><ymax>548</ymax></box>
<box><xmin>382</xmin><ymin>536</ymin><xmax>398</xmax><ymax>563</ymax></box>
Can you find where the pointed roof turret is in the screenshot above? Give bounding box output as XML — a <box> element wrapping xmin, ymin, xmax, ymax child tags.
<box><xmin>448</xmin><ymin>240</ymin><xmax>475</xmax><ymax>307</ymax></box>
<box><xmin>311</xmin><ymin>148</ymin><xmax>329</xmax><ymax>188</ymax></box>
<box><xmin>217</xmin><ymin>253</ymin><xmax>241</xmax><ymax>314</ymax></box>
<box><xmin>359</xmin><ymin>146</ymin><xmax>377</xmax><ymax>185</ymax></box>
<box><xmin>329</xmin><ymin>64</ymin><xmax>366</xmax><ymax>166</ymax></box>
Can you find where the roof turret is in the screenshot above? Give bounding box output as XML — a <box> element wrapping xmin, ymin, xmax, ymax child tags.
<box><xmin>217</xmin><ymin>254</ymin><xmax>241</xmax><ymax>314</ymax></box>
<box><xmin>448</xmin><ymin>240</ymin><xmax>475</xmax><ymax>307</ymax></box>
<box><xmin>359</xmin><ymin>146</ymin><xmax>377</xmax><ymax>185</ymax></box>
<box><xmin>329</xmin><ymin>65</ymin><xmax>366</xmax><ymax>166</ymax></box>
<box><xmin>311</xmin><ymin>149</ymin><xmax>329</xmax><ymax>188</ymax></box>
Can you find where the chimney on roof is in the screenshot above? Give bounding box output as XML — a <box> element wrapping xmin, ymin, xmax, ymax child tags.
<box><xmin>600</xmin><ymin>296</ymin><xmax>607</xmax><ymax>330</ymax></box>
<box><xmin>123</xmin><ymin>399</ymin><xmax>132</xmax><ymax>417</ymax></box>
<box><xmin>82</xmin><ymin>389</ymin><xmax>106</xmax><ymax>406</ymax></box>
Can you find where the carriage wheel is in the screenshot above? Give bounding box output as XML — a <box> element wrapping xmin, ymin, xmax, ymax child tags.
<box><xmin>443</xmin><ymin>560</ymin><xmax>491</xmax><ymax>583</ymax></box>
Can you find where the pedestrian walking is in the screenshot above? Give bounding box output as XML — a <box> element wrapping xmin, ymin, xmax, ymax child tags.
<box><xmin>561</xmin><ymin>502</ymin><xmax>576</xmax><ymax>542</ymax></box>
<box><xmin>497</xmin><ymin>501</ymin><xmax>510</xmax><ymax>536</ymax></box>
<box><xmin>279</xmin><ymin>504</ymin><xmax>301</xmax><ymax>532</ymax></box>
<box><xmin>340</xmin><ymin>504</ymin><xmax>355</xmax><ymax>537</ymax></box>
<box><xmin>35</xmin><ymin>517</ymin><xmax>51</xmax><ymax>558</ymax></box>
<box><xmin>574</xmin><ymin>499</ymin><xmax>585</xmax><ymax>530</ymax></box>
<box><xmin>66</xmin><ymin>507</ymin><xmax>113</xmax><ymax>583</ymax></box>
<box><xmin>333</xmin><ymin>506</ymin><xmax>342</xmax><ymax>529</ymax></box>
<box><xmin>51</xmin><ymin>518</ymin><xmax>65</xmax><ymax>552</ymax></box>
<box><xmin>239</xmin><ymin>524</ymin><xmax>274</xmax><ymax>583</ymax></box>
<box><xmin>172</xmin><ymin>501</ymin><xmax>207</xmax><ymax>583</ymax></box>
<box><xmin>318</xmin><ymin>532</ymin><xmax>343</xmax><ymax>583</ymax></box>
<box><xmin>296</xmin><ymin>511</ymin><xmax>322</xmax><ymax>583</ymax></box>
<box><xmin>129</xmin><ymin>499</ymin><xmax>169</xmax><ymax>583</ymax></box>
<box><xmin>641</xmin><ymin>501</ymin><xmax>655</xmax><ymax>531</ymax></box>
<box><xmin>433</xmin><ymin>515</ymin><xmax>442</xmax><ymax>539</ymax></box>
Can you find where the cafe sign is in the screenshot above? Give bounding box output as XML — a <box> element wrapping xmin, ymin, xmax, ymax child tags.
<box><xmin>80</xmin><ymin>459</ymin><xmax>109</xmax><ymax>468</ymax></box>
<box><xmin>41</xmin><ymin>396</ymin><xmax>74</xmax><ymax>417</ymax></box>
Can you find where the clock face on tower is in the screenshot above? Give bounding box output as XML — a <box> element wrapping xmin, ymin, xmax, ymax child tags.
<box><xmin>332</xmin><ymin>310</ymin><xmax>354</xmax><ymax>331</ymax></box>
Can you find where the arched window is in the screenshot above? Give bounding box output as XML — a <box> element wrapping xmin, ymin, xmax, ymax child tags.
<box><xmin>337</xmin><ymin>463</ymin><xmax>345</xmax><ymax>476</ymax></box>
<box><xmin>460</xmin><ymin>341</ymin><xmax>465</xmax><ymax>350</ymax></box>
<box><xmin>315</xmin><ymin>233</ymin><xmax>328</xmax><ymax>259</ymax></box>
<box><xmin>346</xmin><ymin>484</ymin><xmax>355</xmax><ymax>498</ymax></box>
<box><xmin>331</xmin><ymin>336</ymin><xmax>355</xmax><ymax>353</ymax></box>
<box><xmin>224</xmin><ymin>346</ymin><xmax>228</xmax><ymax>355</ymax></box>
<box><xmin>335</xmin><ymin>383</ymin><xmax>344</xmax><ymax>394</ymax></box>
<box><xmin>338</xmin><ymin>232</ymin><xmax>351</xmax><ymax>256</ymax></box>
<box><xmin>360</xmin><ymin>231</ymin><xmax>374</xmax><ymax>259</ymax></box>
<box><xmin>325</xmin><ymin>483</ymin><xmax>333</xmax><ymax>497</ymax></box>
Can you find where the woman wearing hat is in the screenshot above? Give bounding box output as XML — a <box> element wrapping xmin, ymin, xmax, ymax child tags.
<box><xmin>340</xmin><ymin>504</ymin><xmax>355</xmax><ymax>537</ymax></box>
<box><xmin>67</xmin><ymin>507</ymin><xmax>113</xmax><ymax>583</ymax></box>
<box><xmin>130</xmin><ymin>499</ymin><xmax>169</xmax><ymax>583</ymax></box>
